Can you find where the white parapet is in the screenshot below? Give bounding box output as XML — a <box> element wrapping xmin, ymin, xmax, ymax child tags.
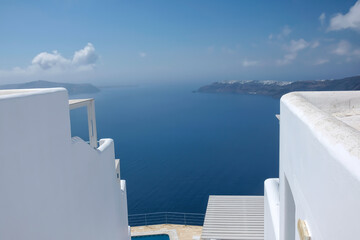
<box><xmin>275</xmin><ymin>91</ymin><xmax>360</xmax><ymax>240</ymax></box>
<box><xmin>0</xmin><ymin>88</ymin><xmax>129</xmax><ymax>240</ymax></box>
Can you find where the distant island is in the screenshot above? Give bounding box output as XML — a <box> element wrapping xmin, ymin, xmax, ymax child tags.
<box><xmin>0</xmin><ymin>80</ymin><xmax>100</xmax><ymax>95</ymax></box>
<box><xmin>196</xmin><ymin>75</ymin><xmax>360</xmax><ymax>98</ymax></box>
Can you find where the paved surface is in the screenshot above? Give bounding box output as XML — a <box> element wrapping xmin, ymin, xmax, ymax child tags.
<box><xmin>131</xmin><ymin>224</ymin><xmax>202</xmax><ymax>240</ymax></box>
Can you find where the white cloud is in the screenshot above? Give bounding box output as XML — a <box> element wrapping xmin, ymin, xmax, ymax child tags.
<box><xmin>281</xmin><ymin>25</ymin><xmax>292</xmax><ymax>37</ymax></box>
<box><xmin>314</xmin><ymin>58</ymin><xmax>329</xmax><ymax>65</ymax></box>
<box><xmin>319</xmin><ymin>13</ymin><xmax>326</xmax><ymax>25</ymax></box>
<box><xmin>286</xmin><ymin>39</ymin><xmax>309</xmax><ymax>52</ymax></box>
<box><xmin>139</xmin><ymin>52</ymin><xmax>147</xmax><ymax>58</ymax></box>
<box><xmin>354</xmin><ymin>49</ymin><xmax>360</xmax><ymax>56</ymax></box>
<box><xmin>72</xmin><ymin>43</ymin><xmax>98</xmax><ymax>66</ymax></box>
<box><xmin>311</xmin><ymin>40</ymin><xmax>320</xmax><ymax>48</ymax></box>
<box><xmin>0</xmin><ymin>43</ymin><xmax>98</xmax><ymax>83</ymax></box>
<box><xmin>277</xmin><ymin>39</ymin><xmax>309</xmax><ymax>65</ymax></box>
<box><xmin>207</xmin><ymin>46</ymin><xmax>215</xmax><ymax>53</ymax></box>
<box><xmin>242</xmin><ymin>60</ymin><xmax>259</xmax><ymax>67</ymax></box>
<box><xmin>32</xmin><ymin>51</ymin><xmax>70</xmax><ymax>70</ymax></box>
<box><xmin>276</xmin><ymin>53</ymin><xmax>297</xmax><ymax>65</ymax></box>
<box><xmin>328</xmin><ymin>1</ymin><xmax>360</xmax><ymax>31</ymax></box>
<box><xmin>269</xmin><ymin>25</ymin><xmax>292</xmax><ymax>41</ymax></box>
<box><xmin>332</xmin><ymin>40</ymin><xmax>360</xmax><ymax>59</ymax></box>
<box><xmin>332</xmin><ymin>40</ymin><xmax>351</xmax><ymax>55</ymax></box>
<box><xmin>31</xmin><ymin>43</ymin><xmax>98</xmax><ymax>71</ymax></box>
<box><xmin>221</xmin><ymin>46</ymin><xmax>237</xmax><ymax>55</ymax></box>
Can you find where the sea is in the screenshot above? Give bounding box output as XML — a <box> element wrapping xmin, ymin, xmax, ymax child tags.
<box><xmin>70</xmin><ymin>82</ymin><xmax>280</xmax><ymax>214</ymax></box>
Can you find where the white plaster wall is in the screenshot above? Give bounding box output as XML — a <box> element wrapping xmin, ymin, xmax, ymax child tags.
<box><xmin>0</xmin><ymin>88</ymin><xmax>129</xmax><ymax>240</ymax></box>
<box><xmin>264</xmin><ymin>179</ymin><xmax>280</xmax><ymax>240</ymax></box>
<box><xmin>279</xmin><ymin>92</ymin><xmax>360</xmax><ymax>240</ymax></box>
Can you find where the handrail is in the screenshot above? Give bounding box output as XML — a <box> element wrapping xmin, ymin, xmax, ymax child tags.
<box><xmin>129</xmin><ymin>212</ymin><xmax>205</xmax><ymax>216</ymax></box>
<box><xmin>128</xmin><ymin>212</ymin><xmax>205</xmax><ymax>226</ymax></box>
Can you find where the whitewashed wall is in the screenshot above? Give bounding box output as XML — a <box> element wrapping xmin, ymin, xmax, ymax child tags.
<box><xmin>0</xmin><ymin>88</ymin><xmax>130</xmax><ymax>240</ymax></box>
<box><xmin>264</xmin><ymin>179</ymin><xmax>280</xmax><ymax>240</ymax></box>
<box><xmin>277</xmin><ymin>91</ymin><xmax>360</xmax><ymax>240</ymax></box>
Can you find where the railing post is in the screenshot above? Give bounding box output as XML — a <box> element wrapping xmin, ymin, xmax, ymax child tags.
<box><xmin>87</xmin><ymin>99</ymin><xmax>98</xmax><ymax>148</ymax></box>
<box><xmin>184</xmin><ymin>213</ymin><xmax>186</xmax><ymax>225</ymax></box>
<box><xmin>166</xmin><ymin>213</ymin><xmax>168</xmax><ymax>224</ymax></box>
<box><xmin>145</xmin><ymin>214</ymin><xmax>147</xmax><ymax>225</ymax></box>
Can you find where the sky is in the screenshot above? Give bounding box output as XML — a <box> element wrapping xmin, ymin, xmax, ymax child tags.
<box><xmin>0</xmin><ymin>0</ymin><xmax>360</xmax><ymax>85</ymax></box>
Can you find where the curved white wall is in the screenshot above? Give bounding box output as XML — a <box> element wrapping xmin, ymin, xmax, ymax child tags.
<box><xmin>0</xmin><ymin>88</ymin><xmax>129</xmax><ymax>240</ymax></box>
<box><xmin>278</xmin><ymin>92</ymin><xmax>360</xmax><ymax>240</ymax></box>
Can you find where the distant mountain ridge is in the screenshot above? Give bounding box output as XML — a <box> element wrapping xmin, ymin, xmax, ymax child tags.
<box><xmin>196</xmin><ymin>76</ymin><xmax>360</xmax><ymax>98</ymax></box>
<box><xmin>0</xmin><ymin>80</ymin><xmax>100</xmax><ymax>95</ymax></box>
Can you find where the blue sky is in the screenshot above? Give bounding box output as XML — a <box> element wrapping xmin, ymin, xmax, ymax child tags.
<box><xmin>0</xmin><ymin>0</ymin><xmax>359</xmax><ymax>84</ymax></box>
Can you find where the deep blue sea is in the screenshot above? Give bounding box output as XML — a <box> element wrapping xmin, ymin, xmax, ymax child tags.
<box><xmin>70</xmin><ymin>83</ymin><xmax>280</xmax><ymax>214</ymax></box>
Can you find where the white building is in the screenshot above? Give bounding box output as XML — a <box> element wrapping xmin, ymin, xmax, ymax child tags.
<box><xmin>1</xmin><ymin>87</ymin><xmax>360</xmax><ymax>240</ymax></box>
<box><xmin>0</xmin><ymin>88</ymin><xmax>130</xmax><ymax>240</ymax></box>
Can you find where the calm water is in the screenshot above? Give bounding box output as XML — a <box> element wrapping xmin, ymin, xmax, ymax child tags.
<box><xmin>70</xmin><ymin>83</ymin><xmax>280</xmax><ymax>214</ymax></box>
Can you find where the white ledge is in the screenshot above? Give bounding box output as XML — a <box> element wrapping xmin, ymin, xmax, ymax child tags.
<box><xmin>0</xmin><ymin>88</ymin><xmax>67</xmax><ymax>100</ymax></box>
<box><xmin>98</xmin><ymin>138</ymin><xmax>113</xmax><ymax>152</ymax></box>
<box><xmin>281</xmin><ymin>91</ymin><xmax>360</xmax><ymax>182</ymax></box>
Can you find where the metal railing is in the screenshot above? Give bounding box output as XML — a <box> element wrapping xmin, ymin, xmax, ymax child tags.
<box><xmin>128</xmin><ymin>212</ymin><xmax>205</xmax><ymax>226</ymax></box>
